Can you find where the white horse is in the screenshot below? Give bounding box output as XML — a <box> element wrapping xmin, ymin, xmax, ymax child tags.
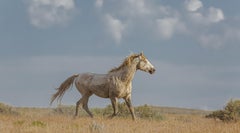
<box><xmin>50</xmin><ymin>52</ymin><xmax>155</xmax><ymax>120</ymax></box>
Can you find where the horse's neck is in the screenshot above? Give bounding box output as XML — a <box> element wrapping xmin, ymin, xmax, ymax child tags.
<box><xmin>114</xmin><ymin>64</ymin><xmax>137</xmax><ymax>84</ymax></box>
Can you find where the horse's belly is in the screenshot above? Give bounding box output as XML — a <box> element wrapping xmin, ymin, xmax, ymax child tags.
<box><xmin>94</xmin><ymin>92</ymin><xmax>109</xmax><ymax>98</ymax></box>
<box><xmin>90</xmin><ymin>85</ymin><xmax>109</xmax><ymax>98</ymax></box>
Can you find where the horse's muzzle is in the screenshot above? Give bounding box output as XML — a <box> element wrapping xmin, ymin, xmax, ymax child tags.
<box><xmin>149</xmin><ymin>68</ymin><xmax>156</xmax><ymax>74</ymax></box>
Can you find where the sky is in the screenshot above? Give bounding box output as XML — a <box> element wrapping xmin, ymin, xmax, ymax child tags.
<box><xmin>0</xmin><ymin>0</ymin><xmax>240</xmax><ymax>110</ymax></box>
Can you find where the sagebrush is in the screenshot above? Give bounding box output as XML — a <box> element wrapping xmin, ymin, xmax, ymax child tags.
<box><xmin>206</xmin><ymin>99</ymin><xmax>240</xmax><ymax>122</ymax></box>
<box><xmin>0</xmin><ymin>102</ymin><xmax>18</xmax><ymax>115</ymax></box>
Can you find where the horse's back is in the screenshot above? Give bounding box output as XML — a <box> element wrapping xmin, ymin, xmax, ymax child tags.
<box><xmin>75</xmin><ymin>73</ymin><xmax>110</xmax><ymax>98</ymax></box>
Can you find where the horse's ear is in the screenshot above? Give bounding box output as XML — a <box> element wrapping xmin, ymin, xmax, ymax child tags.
<box><xmin>140</xmin><ymin>51</ymin><xmax>143</xmax><ymax>56</ymax></box>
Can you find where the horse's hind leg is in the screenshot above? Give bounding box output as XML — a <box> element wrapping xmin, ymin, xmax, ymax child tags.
<box><xmin>75</xmin><ymin>98</ymin><xmax>84</xmax><ymax>117</ymax></box>
<box><xmin>82</xmin><ymin>94</ymin><xmax>93</xmax><ymax>118</ymax></box>
<box><xmin>75</xmin><ymin>93</ymin><xmax>93</xmax><ymax>118</ymax></box>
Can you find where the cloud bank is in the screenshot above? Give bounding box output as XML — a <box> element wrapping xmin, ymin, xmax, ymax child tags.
<box><xmin>27</xmin><ymin>0</ymin><xmax>76</xmax><ymax>28</ymax></box>
<box><xmin>25</xmin><ymin>0</ymin><xmax>240</xmax><ymax>49</ymax></box>
<box><xmin>94</xmin><ymin>0</ymin><xmax>228</xmax><ymax>48</ymax></box>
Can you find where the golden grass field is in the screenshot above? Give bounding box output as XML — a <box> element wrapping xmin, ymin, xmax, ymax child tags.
<box><xmin>1</xmin><ymin>105</ymin><xmax>240</xmax><ymax>133</ymax></box>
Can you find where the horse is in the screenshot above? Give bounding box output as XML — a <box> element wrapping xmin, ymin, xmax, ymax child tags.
<box><xmin>50</xmin><ymin>52</ymin><xmax>155</xmax><ymax>120</ymax></box>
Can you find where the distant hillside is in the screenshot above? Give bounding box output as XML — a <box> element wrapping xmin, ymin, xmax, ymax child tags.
<box><xmin>148</xmin><ymin>105</ymin><xmax>210</xmax><ymax>115</ymax></box>
<box><xmin>1</xmin><ymin>102</ymin><xmax>210</xmax><ymax>116</ymax></box>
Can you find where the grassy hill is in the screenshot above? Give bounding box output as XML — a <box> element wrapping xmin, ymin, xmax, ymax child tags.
<box><xmin>149</xmin><ymin>105</ymin><xmax>210</xmax><ymax>115</ymax></box>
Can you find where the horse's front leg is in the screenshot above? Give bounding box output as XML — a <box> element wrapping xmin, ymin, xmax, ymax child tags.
<box><xmin>124</xmin><ymin>96</ymin><xmax>136</xmax><ymax>120</ymax></box>
<box><xmin>110</xmin><ymin>97</ymin><xmax>118</xmax><ymax>118</ymax></box>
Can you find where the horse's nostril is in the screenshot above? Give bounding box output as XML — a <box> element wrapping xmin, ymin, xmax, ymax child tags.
<box><xmin>152</xmin><ymin>68</ymin><xmax>156</xmax><ymax>73</ymax></box>
<box><xmin>149</xmin><ymin>68</ymin><xmax>156</xmax><ymax>74</ymax></box>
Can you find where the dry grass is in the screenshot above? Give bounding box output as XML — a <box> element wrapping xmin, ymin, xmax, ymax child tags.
<box><xmin>1</xmin><ymin>106</ymin><xmax>240</xmax><ymax>133</ymax></box>
<box><xmin>1</xmin><ymin>113</ymin><xmax>240</xmax><ymax>133</ymax></box>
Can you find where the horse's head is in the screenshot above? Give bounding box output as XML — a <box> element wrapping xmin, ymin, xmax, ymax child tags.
<box><xmin>136</xmin><ymin>52</ymin><xmax>156</xmax><ymax>74</ymax></box>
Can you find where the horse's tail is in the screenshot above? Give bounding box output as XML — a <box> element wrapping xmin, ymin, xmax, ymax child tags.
<box><xmin>50</xmin><ymin>74</ymin><xmax>79</xmax><ymax>105</ymax></box>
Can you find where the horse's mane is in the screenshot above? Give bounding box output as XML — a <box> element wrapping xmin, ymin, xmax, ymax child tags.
<box><xmin>108</xmin><ymin>54</ymin><xmax>139</xmax><ymax>73</ymax></box>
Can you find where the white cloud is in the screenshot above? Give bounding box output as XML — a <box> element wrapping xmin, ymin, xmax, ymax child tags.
<box><xmin>98</xmin><ymin>0</ymin><xmax>188</xmax><ymax>42</ymax></box>
<box><xmin>95</xmin><ymin>0</ymin><xmax>103</xmax><ymax>8</ymax></box>
<box><xmin>95</xmin><ymin>0</ymin><xmax>150</xmax><ymax>44</ymax></box>
<box><xmin>156</xmin><ymin>17</ymin><xmax>187</xmax><ymax>40</ymax></box>
<box><xmin>188</xmin><ymin>5</ymin><xmax>224</xmax><ymax>25</ymax></box>
<box><xmin>185</xmin><ymin>0</ymin><xmax>203</xmax><ymax>12</ymax></box>
<box><xmin>104</xmin><ymin>14</ymin><xmax>125</xmax><ymax>43</ymax></box>
<box><xmin>28</xmin><ymin>0</ymin><xmax>76</xmax><ymax>28</ymax></box>
<box><xmin>207</xmin><ymin>7</ymin><xmax>224</xmax><ymax>23</ymax></box>
<box><xmin>125</xmin><ymin>0</ymin><xmax>151</xmax><ymax>16</ymax></box>
<box><xmin>156</xmin><ymin>18</ymin><xmax>178</xmax><ymax>39</ymax></box>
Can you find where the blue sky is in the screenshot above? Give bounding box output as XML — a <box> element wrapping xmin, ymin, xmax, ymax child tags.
<box><xmin>0</xmin><ymin>0</ymin><xmax>240</xmax><ymax>110</ymax></box>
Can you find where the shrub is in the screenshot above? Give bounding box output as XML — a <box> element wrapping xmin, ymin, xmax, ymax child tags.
<box><xmin>31</xmin><ymin>121</ymin><xmax>46</xmax><ymax>127</ymax></box>
<box><xmin>14</xmin><ymin>120</ymin><xmax>25</xmax><ymax>126</ymax></box>
<box><xmin>52</xmin><ymin>105</ymin><xmax>76</xmax><ymax>115</ymax></box>
<box><xmin>135</xmin><ymin>104</ymin><xmax>164</xmax><ymax>120</ymax></box>
<box><xmin>99</xmin><ymin>103</ymin><xmax>164</xmax><ymax>120</ymax></box>
<box><xmin>98</xmin><ymin>102</ymin><xmax>129</xmax><ymax>117</ymax></box>
<box><xmin>206</xmin><ymin>99</ymin><xmax>240</xmax><ymax>122</ymax></box>
<box><xmin>0</xmin><ymin>102</ymin><xmax>18</xmax><ymax>115</ymax></box>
